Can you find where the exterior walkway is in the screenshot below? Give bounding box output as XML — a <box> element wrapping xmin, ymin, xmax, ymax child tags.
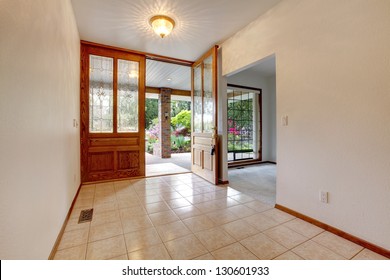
<box><xmin>146</xmin><ymin>152</ymin><xmax>191</xmax><ymax>177</ymax></box>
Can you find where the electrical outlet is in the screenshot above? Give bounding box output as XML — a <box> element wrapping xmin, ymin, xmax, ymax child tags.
<box><xmin>320</xmin><ymin>191</ymin><xmax>328</xmax><ymax>203</ymax></box>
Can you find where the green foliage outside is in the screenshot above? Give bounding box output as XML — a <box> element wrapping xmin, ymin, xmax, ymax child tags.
<box><xmin>171</xmin><ymin>109</ymin><xmax>191</xmax><ymax>152</ymax></box>
<box><xmin>145</xmin><ymin>99</ymin><xmax>158</xmax><ymax>129</ymax></box>
<box><xmin>171</xmin><ymin>135</ymin><xmax>191</xmax><ymax>152</ymax></box>
<box><xmin>227</xmin><ymin>98</ymin><xmax>253</xmax><ymax>152</ymax></box>
<box><xmin>145</xmin><ymin>99</ymin><xmax>191</xmax><ymax>154</ymax></box>
<box><xmin>171</xmin><ymin>110</ymin><xmax>191</xmax><ymax>131</ymax></box>
<box><xmin>171</xmin><ymin>100</ymin><xmax>190</xmax><ymax>117</ymax></box>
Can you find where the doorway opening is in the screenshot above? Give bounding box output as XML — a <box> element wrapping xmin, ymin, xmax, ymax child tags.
<box><xmin>227</xmin><ymin>85</ymin><xmax>262</xmax><ymax>164</ymax></box>
<box><xmin>225</xmin><ymin>55</ymin><xmax>277</xmax><ymax>205</ymax></box>
<box><xmin>145</xmin><ymin>59</ymin><xmax>192</xmax><ymax>177</ymax></box>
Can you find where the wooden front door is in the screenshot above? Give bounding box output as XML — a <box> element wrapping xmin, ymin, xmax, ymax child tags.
<box><xmin>80</xmin><ymin>42</ymin><xmax>145</xmax><ymax>183</ymax></box>
<box><xmin>191</xmin><ymin>46</ymin><xmax>218</xmax><ymax>184</ymax></box>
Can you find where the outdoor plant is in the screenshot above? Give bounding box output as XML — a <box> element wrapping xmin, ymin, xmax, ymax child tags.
<box><xmin>145</xmin><ymin>104</ymin><xmax>192</xmax><ymax>155</ymax></box>
<box><xmin>171</xmin><ymin>135</ymin><xmax>190</xmax><ymax>153</ymax></box>
<box><xmin>171</xmin><ymin>110</ymin><xmax>191</xmax><ymax>132</ymax></box>
<box><xmin>147</xmin><ymin>118</ymin><xmax>159</xmax><ymax>141</ymax></box>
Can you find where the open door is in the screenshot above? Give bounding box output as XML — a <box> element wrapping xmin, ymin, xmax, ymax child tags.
<box><xmin>191</xmin><ymin>46</ymin><xmax>218</xmax><ymax>184</ymax></box>
<box><xmin>80</xmin><ymin>42</ymin><xmax>145</xmax><ymax>182</ymax></box>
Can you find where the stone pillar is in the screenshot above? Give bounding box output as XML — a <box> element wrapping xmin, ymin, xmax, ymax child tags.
<box><xmin>157</xmin><ymin>88</ymin><xmax>171</xmax><ymax>158</ymax></box>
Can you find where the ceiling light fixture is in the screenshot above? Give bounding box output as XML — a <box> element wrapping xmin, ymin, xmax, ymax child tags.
<box><xmin>149</xmin><ymin>15</ymin><xmax>175</xmax><ymax>38</ymax></box>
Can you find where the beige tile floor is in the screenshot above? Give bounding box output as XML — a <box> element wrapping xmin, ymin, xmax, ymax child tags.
<box><xmin>54</xmin><ymin>173</ymin><xmax>388</xmax><ymax>260</ymax></box>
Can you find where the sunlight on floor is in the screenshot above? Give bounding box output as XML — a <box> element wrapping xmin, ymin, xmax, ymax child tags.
<box><xmin>146</xmin><ymin>163</ymin><xmax>190</xmax><ymax>177</ymax></box>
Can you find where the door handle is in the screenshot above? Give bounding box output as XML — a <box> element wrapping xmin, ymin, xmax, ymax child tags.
<box><xmin>210</xmin><ymin>145</ymin><xmax>215</xmax><ymax>156</ymax></box>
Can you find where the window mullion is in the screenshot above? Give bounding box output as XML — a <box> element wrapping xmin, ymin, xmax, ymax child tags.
<box><xmin>113</xmin><ymin>58</ymin><xmax>118</xmax><ymax>134</ymax></box>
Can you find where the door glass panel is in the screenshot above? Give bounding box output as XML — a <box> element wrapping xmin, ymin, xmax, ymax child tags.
<box><xmin>227</xmin><ymin>88</ymin><xmax>255</xmax><ymax>162</ymax></box>
<box><xmin>203</xmin><ymin>55</ymin><xmax>213</xmax><ymax>133</ymax></box>
<box><xmin>117</xmin><ymin>59</ymin><xmax>139</xmax><ymax>132</ymax></box>
<box><xmin>193</xmin><ymin>64</ymin><xmax>202</xmax><ymax>133</ymax></box>
<box><xmin>89</xmin><ymin>55</ymin><xmax>114</xmax><ymax>133</ymax></box>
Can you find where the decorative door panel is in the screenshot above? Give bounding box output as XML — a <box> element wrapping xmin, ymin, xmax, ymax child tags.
<box><xmin>193</xmin><ymin>148</ymin><xmax>202</xmax><ymax>167</ymax></box>
<box><xmin>191</xmin><ymin>46</ymin><xmax>218</xmax><ymax>184</ymax></box>
<box><xmin>81</xmin><ymin>42</ymin><xmax>145</xmax><ymax>183</ymax></box>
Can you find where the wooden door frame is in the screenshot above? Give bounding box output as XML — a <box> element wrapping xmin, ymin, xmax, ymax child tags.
<box><xmin>80</xmin><ymin>42</ymin><xmax>146</xmax><ymax>183</ymax></box>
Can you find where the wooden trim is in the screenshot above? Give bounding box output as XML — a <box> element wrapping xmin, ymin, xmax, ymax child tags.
<box><xmin>258</xmin><ymin>91</ymin><xmax>263</xmax><ymax>161</ymax></box>
<box><xmin>80</xmin><ymin>44</ymin><xmax>88</xmax><ymax>183</ymax></box>
<box><xmin>146</xmin><ymin>86</ymin><xmax>191</xmax><ymax>96</ymax></box>
<box><xmin>201</xmin><ymin>58</ymin><xmax>204</xmax><ymax>132</ymax></box>
<box><xmin>193</xmin><ymin>46</ymin><xmax>219</xmax><ymax>68</ymax></box>
<box><xmin>190</xmin><ymin>61</ymin><xmax>194</xmax><ymax>167</ymax></box>
<box><xmin>48</xmin><ymin>184</ymin><xmax>82</xmax><ymax>260</ymax></box>
<box><xmin>218</xmin><ymin>180</ymin><xmax>229</xmax><ymax>185</ymax></box>
<box><xmin>228</xmin><ymin>160</ymin><xmax>275</xmax><ymax>168</ymax></box>
<box><xmin>275</xmin><ymin>204</ymin><xmax>390</xmax><ymax>259</ymax></box>
<box><xmin>171</xmin><ymin>89</ymin><xmax>191</xmax><ymax>97</ymax></box>
<box><xmin>146</xmin><ymin>86</ymin><xmax>160</xmax><ymax>94</ymax></box>
<box><xmin>227</xmin><ymin>83</ymin><xmax>262</xmax><ymax>91</ymax></box>
<box><xmin>211</xmin><ymin>46</ymin><xmax>219</xmax><ymax>185</ymax></box>
<box><xmin>146</xmin><ymin>54</ymin><xmax>193</xmax><ymax>67</ymax></box>
<box><xmin>82</xmin><ymin>176</ymin><xmax>145</xmax><ymax>185</ymax></box>
<box><xmin>81</xmin><ymin>40</ymin><xmax>193</xmax><ymax>66</ymax></box>
<box><xmin>138</xmin><ymin>57</ymin><xmax>146</xmax><ymax>177</ymax></box>
<box><xmin>228</xmin><ymin>159</ymin><xmax>262</xmax><ymax>168</ymax></box>
<box><xmin>113</xmin><ymin>58</ymin><xmax>118</xmax><ymax>133</ymax></box>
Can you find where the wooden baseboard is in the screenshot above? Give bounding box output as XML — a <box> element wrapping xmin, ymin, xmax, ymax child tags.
<box><xmin>48</xmin><ymin>183</ymin><xmax>82</xmax><ymax>260</ymax></box>
<box><xmin>82</xmin><ymin>175</ymin><xmax>145</xmax><ymax>185</ymax></box>
<box><xmin>275</xmin><ymin>204</ymin><xmax>390</xmax><ymax>259</ymax></box>
<box><xmin>228</xmin><ymin>160</ymin><xmax>276</xmax><ymax>168</ymax></box>
<box><xmin>218</xmin><ymin>179</ymin><xmax>229</xmax><ymax>185</ymax></box>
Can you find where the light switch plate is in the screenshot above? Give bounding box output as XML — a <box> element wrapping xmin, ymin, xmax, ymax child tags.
<box><xmin>282</xmin><ymin>115</ymin><xmax>288</xmax><ymax>126</ymax></box>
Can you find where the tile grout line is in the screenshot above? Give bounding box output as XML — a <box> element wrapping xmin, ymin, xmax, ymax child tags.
<box><xmin>349</xmin><ymin>247</ymin><xmax>365</xmax><ymax>260</ymax></box>
<box><xmin>57</xmin><ymin>172</ymin><xmax>381</xmax><ymax>260</ymax></box>
<box><xmin>116</xmin><ymin>180</ymin><xmax>132</xmax><ymax>260</ymax></box>
<box><xmin>84</xmin><ymin>183</ymin><xmax>96</xmax><ymax>260</ymax></box>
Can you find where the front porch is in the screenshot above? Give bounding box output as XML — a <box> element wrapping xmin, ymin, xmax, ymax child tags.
<box><xmin>145</xmin><ymin>152</ymin><xmax>191</xmax><ymax>177</ymax></box>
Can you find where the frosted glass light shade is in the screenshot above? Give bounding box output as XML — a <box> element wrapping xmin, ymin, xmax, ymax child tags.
<box><xmin>149</xmin><ymin>15</ymin><xmax>175</xmax><ymax>38</ymax></box>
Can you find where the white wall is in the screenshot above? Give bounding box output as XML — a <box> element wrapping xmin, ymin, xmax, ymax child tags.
<box><xmin>217</xmin><ymin>49</ymin><xmax>229</xmax><ymax>182</ymax></box>
<box><xmin>0</xmin><ymin>0</ymin><xmax>80</xmax><ymax>259</ymax></box>
<box><xmin>227</xmin><ymin>70</ymin><xmax>277</xmax><ymax>162</ymax></box>
<box><xmin>222</xmin><ymin>0</ymin><xmax>390</xmax><ymax>250</ymax></box>
<box><xmin>266</xmin><ymin>75</ymin><xmax>277</xmax><ymax>161</ymax></box>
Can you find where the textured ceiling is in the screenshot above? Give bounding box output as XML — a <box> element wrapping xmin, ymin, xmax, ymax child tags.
<box><xmin>71</xmin><ymin>0</ymin><xmax>283</xmax><ymax>61</ymax></box>
<box><xmin>146</xmin><ymin>59</ymin><xmax>191</xmax><ymax>90</ymax></box>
